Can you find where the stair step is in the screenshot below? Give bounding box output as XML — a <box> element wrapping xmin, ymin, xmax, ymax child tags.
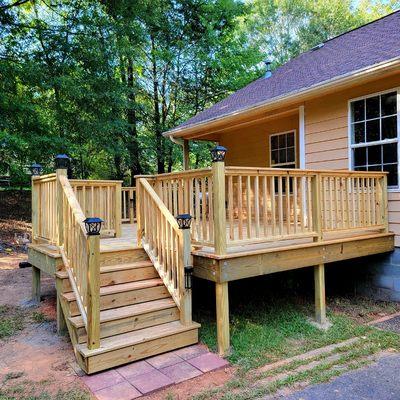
<box><xmin>62</xmin><ymin>279</ymin><xmax>170</xmax><ymax>316</ymax></box>
<box><xmin>77</xmin><ymin>320</ymin><xmax>200</xmax><ymax>373</ymax></box>
<box><xmin>56</xmin><ymin>261</ymin><xmax>158</xmax><ymax>291</ymax></box>
<box><xmin>69</xmin><ymin>298</ymin><xmax>179</xmax><ymax>343</ymax></box>
<box><xmin>100</xmin><ymin>247</ymin><xmax>149</xmax><ymax>267</ymax></box>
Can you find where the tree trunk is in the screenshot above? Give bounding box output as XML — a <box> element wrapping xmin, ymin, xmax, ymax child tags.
<box><xmin>126</xmin><ymin>58</ymin><xmax>141</xmax><ymax>185</ymax></box>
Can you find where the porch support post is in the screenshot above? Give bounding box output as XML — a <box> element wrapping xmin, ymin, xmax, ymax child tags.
<box><xmin>56</xmin><ymin>167</ymin><xmax>67</xmax><ymax>247</ymax></box>
<box><xmin>216</xmin><ymin>281</ymin><xmax>230</xmax><ymax>356</ymax></box>
<box><xmin>314</xmin><ymin>263</ymin><xmax>326</xmax><ymax>325</ymax></box>
<box><xmin>183</xmin><ymin>139</ymin><xmax>190</xmax><ymax>170</ymax></box>
<box><xmin>32</xmin><ymin>266</ymin><xmax>41</xmax><ymax>303</ymax></box>
<box><xmin>180</xmin><ymin>226</ymin><xmax>192</xmax><ymax>325</ymax></box>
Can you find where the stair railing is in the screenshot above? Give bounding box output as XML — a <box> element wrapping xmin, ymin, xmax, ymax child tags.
<box><xmin>137</xmin><ymin>177</ymin><xmax>192</xmax><ymax>325</ymax></box>
<box><xmin>57</xmin><ymin>173</ymin><xmax>101</xmax><ymax>349</ymax></box>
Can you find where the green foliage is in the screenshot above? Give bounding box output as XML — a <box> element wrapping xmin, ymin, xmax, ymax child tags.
<box><xmin>0</xmin><ymin>0</ymin><xmax>397</xmax><ymax>183</ymax></box>
<box><xmin>0</xmin><ymin>305</ymin><xmax>26</xmax><ymax>339</ymax></box>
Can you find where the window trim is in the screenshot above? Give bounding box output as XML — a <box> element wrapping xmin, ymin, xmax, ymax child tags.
<box><xmin>348</xmin><ymin>87</ymin><xmax>400</xmax><ymax>192</ymax></box>
<box><xmin>269</xmin><ymin>129</ymin><xmax>297</xmax><ymax>168</ymax></box>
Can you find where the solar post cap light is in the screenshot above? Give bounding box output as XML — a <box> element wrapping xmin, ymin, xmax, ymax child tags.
<box><xmin>210</xmin><ymin>145</ymin><xmax>227</xmax><ymax>162</ymax></box>
<box><xmin>29</xmin><ymin>163</ymin><xmax>43</xmax><ymax>176</ymax></box>
<box><xmin>176</xmin><ymin>213</ymin><xmax>192</xmax><ymax>229</ymax></box>
<box><xmin>83</xmin><ymin>217</ymin><xmax>103</xmax><ymax>235</ymax></box>
<box><xmin>55</xmin><ymin>154</ymin><xmax>70</xmax><ymax>169</ymax></box>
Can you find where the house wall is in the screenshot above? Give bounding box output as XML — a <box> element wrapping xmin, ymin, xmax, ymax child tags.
<box><xmin>219</xmin><ymin>114</ymin><xmax>299</xmax><ymax>167</ymax></box>
<box><xmin>304</xmin><ymin>73</ymin><xmax>400</xmax><ymax>247</ymax></box>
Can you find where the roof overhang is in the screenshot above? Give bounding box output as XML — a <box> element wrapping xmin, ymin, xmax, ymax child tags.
<box><xmin>164</xmin><ymin>56</ymin><xmax>400</xmax><ymax>140</ymax></box>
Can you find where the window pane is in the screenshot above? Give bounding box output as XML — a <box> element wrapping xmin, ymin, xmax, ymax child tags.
<box><xmin>382</xmin><ymin>116</ymin><xmax>397</xmax><ymax>139</ymax></box>
<box><xmin>383</xmin><ymin>143</ymin><xmax>397</xmax><ymax>164</ymax></box>
<box><xmin>367</xmin><ymin>145</ymin><xmax>382</xmax><ymax>165</ymax></box>
<box><xmin>351</xmin><ymin>100</ymin><xmax>365</xmax><ymax>122</ymax></box>
<box><xmin>354</xmin><ymin>147</ymin><xmax>366</xmax><ymax>166</ymax></box>
<box><xmin>353</xmin><ymin>122</ymin><xmax>365</xmax><ymax>143</ymax></box>
<box><xmin>354</xmin><ymin>166</ymin><xmax>367</xmax><ymax>171</ymax></box>
<box><xmin>279</xmin><ymin>149</ymin><xmax>286</xmax><ymax>164</ymax></box>
<box><xmin>278</xmin><ymin>134</ymin><xmax>286</xmax><ymax>148</ymax></box>
<box><xmin>366</xmin><ymin>119</ymin><xmax>380</xmax><ymax>142</ymax></box>
<box><xmin>287</xmin><ymin>147</ymin><xmax>295</xmax><ymax>163</ymax></box>
<box><xmin>287</xmin><ymin>133</ymin><xmax>295</xmax><ymax>147</ymax></box>
<box><xmin>366</xmin><ymin>96</ymin><xmax>380</xmax><ymax>119</ymax></box>
<box><xmin>383</xmin><ymin>163</ymin><xmax>398</xmax><ymax>186</ymax></box>
<box><xmin>381</xmin><ymin>92</ymin><xmax>397</xmax><ymax>116</ymax></box>
<box><xmin>271</xmin><ymin>150</ymin><xmax>279</xmax><ymax>164</ymax></box>
<box><xmin>368</xmin><ymin>165</ymin><xmax>381</xmax><ymax>171</ymax></box>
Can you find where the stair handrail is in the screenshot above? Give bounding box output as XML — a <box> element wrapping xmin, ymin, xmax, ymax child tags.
<box><xmin>58</xmin><ymin>174</ymin><xmax>101</xmax><ymax>349</ymax></box>
<box><xmin>137</xmin><ymin>177</ymin><xmax>192</xmax><ymax>325</ymax></box>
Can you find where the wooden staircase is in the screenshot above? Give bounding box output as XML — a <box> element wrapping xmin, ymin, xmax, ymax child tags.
<box><xmin>56</xmin><ymin>247</ymin><xmax>199</xmax><ymax>374</ymax></box>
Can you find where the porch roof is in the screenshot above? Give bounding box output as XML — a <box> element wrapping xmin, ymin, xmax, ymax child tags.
<box><xmin>165</xmin><ymin>10</ymin><xmax>400</xmax><ymax>138</ymax></box>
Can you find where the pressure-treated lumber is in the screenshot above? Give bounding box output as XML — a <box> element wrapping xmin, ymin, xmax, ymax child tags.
<box><xmin>216</xmin><ymin>282</ymin><xmax>230</xmax><ymax>356</ymax></box>
<box><xmin>314</xmin><ymin>264</ymin><xmax>326</xmax><ymax>325</ymax></box>
<box><xmin>32</xmin><ymin>266</ymin><xmax>41</xmax><ymax>303</ymax></box>
<box><xmin>212</xmin><ymin>161</ymin><xmax>227</xmax><ymax>255</ymax></box>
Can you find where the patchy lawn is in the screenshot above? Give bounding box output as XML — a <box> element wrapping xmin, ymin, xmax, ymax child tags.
<box><xmin>192</xmin><ymin>292</ymin><xmax>400</xmax><ymax>400</ymax></box>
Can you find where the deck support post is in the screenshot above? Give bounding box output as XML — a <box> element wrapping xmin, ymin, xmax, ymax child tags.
<box><xmin>32</xmin><ymin>266</ymin><xmax>41</xmax><ymax>303</ymax></box>
<box><xmin>183</xmin><ymin>139</ymin><xmax>190</xmax><ymax>170</ymax></box>
<box><xmin>87</xmin><ymin>234</ymin><xmax>101</xmax><ymax>349</ymax></box>
<box><xmin>56</xmin><ymin>295</ymin><xmax>67</xmax><ymax>334</ymax></box>
<box><xmin>314</xmin><ymin>263</ymin><xmax>326</xmax><ymax>325</ymax></box>
<box><xmin>216</xmin><ymin>281</ymin><xmax>230</xmax><ymax>356</ymax></box>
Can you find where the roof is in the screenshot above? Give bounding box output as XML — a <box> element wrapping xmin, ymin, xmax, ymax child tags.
<box><xmin>166</xmin><ymin>10</ymin><xmax>400</xmax><ymax>136</ymax></box>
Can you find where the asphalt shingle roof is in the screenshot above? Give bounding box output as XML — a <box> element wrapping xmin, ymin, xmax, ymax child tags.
<box><xmin>171</xmin><ymin>10</ymin><xmax>400</xmax><ymax>133</ymax></box>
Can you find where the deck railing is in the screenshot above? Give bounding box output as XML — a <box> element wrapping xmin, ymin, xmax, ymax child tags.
<box><xmin>137</xmin><ymin>177</ymin><xmax>192</xmax><ymax>324</ymax></box>
<box><xmin>59</xmin><ymin>174</ymin><xmax>100</xmax><ymax>349</ymax></box>
<box><xmin>136</xmin><ymin>165</ymin><xmax>388</xmax><ymax>253</ymax></box>
<box><xmin>70</xmin><ymin>179</ymin><xmax>122</xmax><ymax>237</ymax></box>
<box><xmin>32</xmin><ymin>173</ymin><xmax>58</xmax><ymax>244</ymax></box>
<box><xmin>121</xmin><ymin>187</ymin><xmax>136</xmax><ymax>223</ymax></box>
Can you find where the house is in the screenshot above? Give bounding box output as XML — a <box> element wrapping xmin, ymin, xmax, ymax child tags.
<box><xmin>27</xmin><ymin>12</ymin><xmax>398</xmax><ymax>374</ymax></box>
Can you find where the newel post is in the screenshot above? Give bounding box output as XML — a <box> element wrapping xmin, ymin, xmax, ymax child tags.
<box><xmin>177</xmin><ymin>214</ymin><xmax>193</xmax><ymax>325</ymax></box>
<box><xmin>115</xmin><ymin>181</ymin><xmax>122</xmax><ymax>238</ymax></box>
<box><xmin>210</xmin><ymin>146</ymin><xmax>230</xmax><ymax>356</ymax></box>
<box><xmin>55</xmin><ymin>154</ymin><xmax>70</xmax><ymax>247</ymax></box>
<box><xmin>211</xmin><ymin>146</ymin><xmax>227</xmax><ymax>255</ymax></box>
<box><xmin>84</xmin><ymin>217</ymin><xmax>102</xmax><ymax>350</ymax></box>
<box><xmin>381</xmin><ymin>174</ymin><xmax>389</xmax><ymax>233</ymax></box>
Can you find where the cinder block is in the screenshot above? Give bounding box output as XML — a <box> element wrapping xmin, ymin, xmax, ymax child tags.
<box><xmin>372</xmin><ymin>275</ymin><xmax>394</xmax><ymax>290</ymax></box>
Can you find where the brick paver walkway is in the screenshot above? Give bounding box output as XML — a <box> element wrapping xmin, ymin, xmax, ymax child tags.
<box><xmin>81</xmin><ymin>344</ymin><xmax>229</xmax><ymax>399</ymax></box>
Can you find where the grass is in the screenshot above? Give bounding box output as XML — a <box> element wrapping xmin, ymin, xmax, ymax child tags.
<box><xmin>190</xmin><ymin>276</ymin><xmax>400</xmax><ymax>400</ymax></box>
<box><xmin>0</xmin><ymin>306</ymin><xmax>26</xmax><ymax>339</ymax></box>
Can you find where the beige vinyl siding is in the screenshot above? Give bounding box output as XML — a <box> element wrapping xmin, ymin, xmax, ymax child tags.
<box><xmin>219</xmin><ymin>113</ymin><xmax>299</xmax><ymax>167</ymax></box>
<box><xmin>305</xmin><ymin>73</ymin><xmax>400</xmax><ymax>246</ymax></box>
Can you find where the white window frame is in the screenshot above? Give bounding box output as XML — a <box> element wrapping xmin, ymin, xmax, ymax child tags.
<box><xmin>348</xmin><ymin>87</ymin><xmax>400</xmax><ymax>192</ymax></box>
<box><xmin>269</xmin><ymin>130</ymin><xmax>297</xmax><ymax>168</ymax></box>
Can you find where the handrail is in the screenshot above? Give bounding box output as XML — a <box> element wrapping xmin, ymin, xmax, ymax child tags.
<box><xmin>137</xmin><ymin>178</ymin><xmax>191</xmax><ymax>324</ymax></box>
<box><xmin>58</xmin><ymin>174</ymin><xmax>100</xmax><ymax>349</ymax></box>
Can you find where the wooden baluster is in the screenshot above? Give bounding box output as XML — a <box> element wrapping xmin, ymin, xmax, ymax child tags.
<box><xmin>271</xmin><ymin>176</ymin><xmax>276</xmax><ymax>236</ymax></box>
<box><xmin>286</xmin><ymin>176</ymin><xmax>290</xmax><ymax>235</ymax></box>
<box><xmin>262</xmin><ymin>176</ymin><xmax>268</xmax><ymax>237</ymax></box>
<box><xmin>293</xmin><ymin>176</ymin><xmax>298</xmax><ymax>234</ymax></box>
<box><xmin>246</xmin><ymin>176</ymin><xmax>251</xmax><ymax>239</ymax></box>
<box><xmin>254</xmin><ymin>175</ymin><xmax>260</xmax><ymax>238</ymax></box>
<box><xmin>195</xmin><ymin>179</ymin><xmax>201</xmax><ymax>240</ymax></box>
<box><xmin>228</xmin><ymin>175</ymin><xmax>234</xmax><ymax>240</ymax></box>
<box><xmin>201</xmin><ymin>177</ymin><xmax>207</xmax><ymax>241</ymax></box>
<box><xmin>115</xmin><ymin>182</ymin><xmax>122</xmax><ymax>237</ymax></box>
<box><xmin>312</xmin><ymin>173</ymin><xmax>322</xmax><ymax>241</ymax></box>
<box><xmin>278</xmin><ymin>176</ymin><xmax>283</xmax><ymax>236</ymax></box>
<box><xmin>208</xmin><ymin>177</ymin><xmax>214</xmax><ymax>242</ymax></box>
<box><xmin>238</xmin><ymin>176</ymin><xmax>243</xmax><ymax>240</ymax></box>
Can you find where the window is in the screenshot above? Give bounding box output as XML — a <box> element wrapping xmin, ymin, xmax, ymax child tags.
<box><xmin>350</xmin><ymin>90</ymin><xmax>399</xmax><ymax>188</ymax></box>
<box><xmin>270</xmin><ymin>131</ymin><xmax>296</xmax><ymax>168</ymax></box>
